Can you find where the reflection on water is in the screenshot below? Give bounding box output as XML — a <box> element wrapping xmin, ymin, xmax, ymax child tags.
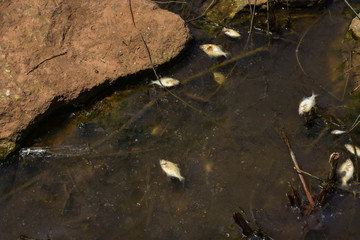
<box><xmin>1</xmin><ymin>3</ymin><xmax>360</xmax><ymax>240</ymax></box>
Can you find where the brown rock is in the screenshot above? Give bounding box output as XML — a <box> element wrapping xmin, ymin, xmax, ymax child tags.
<box><xmin>349</xmin><ymin>16</ymin><xmax>360</xmax><ymax>39</ymax></box>
<box><xmin>0</xmin><ymin>0</ymin><xmax>190</xmax><ymax>159</ymax></box>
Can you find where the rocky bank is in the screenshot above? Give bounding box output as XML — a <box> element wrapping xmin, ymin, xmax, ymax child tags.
<box><xmin>0</xmin><ymin>0</ymin><xmax>190</xmax><ymax>159</ymax></box>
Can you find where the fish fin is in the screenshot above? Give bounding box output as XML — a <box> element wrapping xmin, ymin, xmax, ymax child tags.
<box><xmin>311</xmin><ymin>91</ymin><xmax>319</xmax><ymax>97</ymax></box>
<box><xmin>179</xmin><ymin>176</ymin><xmax>185</xmax><ymax>182</ymax></box>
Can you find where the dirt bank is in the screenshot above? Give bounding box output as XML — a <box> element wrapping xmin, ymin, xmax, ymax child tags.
<box><xmin>0</xmin><ymin>0</ymin><xmax>191</xmax><ymax>160</ymax></box>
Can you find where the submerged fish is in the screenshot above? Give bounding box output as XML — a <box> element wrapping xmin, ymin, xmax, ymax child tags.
<box><xmin>338</xmin><ymin>159</ymin><xmax>354</xmax><ymax>186</ymax></box>
<box><xmin>150</xmin><ymin>77</ymin><xmax>180</xmax><ymax>88</ymax></box>
<box><xmin>298</xmin><ymin>92</ymin><xmax>318</xmax><ymax>115</ymax></box>
<box><xmin>344</xmin><ymin>143</ymin><xmax>360</xmax><ymax>157</ymax></box>
<box><xmin>159</xmin><ymin>159</ymin><xmax>185</xmax><ymax>182</ymax></box>
<box><xmin>222</xmin><ymin>27</ymin><xmax>241</xmax><ymax>38</ymax></box>
<box><xmin>213</xmin><ymin>72</ymin><xmax>226</xmax><ymax>85</ymax></box>
<box><xmin>200</xmin><ymin>44</ymin><xmax>229</xmax><ymax>58</ymax></box>
<box><xmin>331</xmin><ymin>129</ymin><xmax>347</xmax><ymax>135</ymax></box>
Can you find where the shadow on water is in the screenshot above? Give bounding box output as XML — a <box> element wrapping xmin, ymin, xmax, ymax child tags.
<box><xmin>2</xmin><ymin>1</ymin><xmax>360</xmax><ymax>239</ymax></box>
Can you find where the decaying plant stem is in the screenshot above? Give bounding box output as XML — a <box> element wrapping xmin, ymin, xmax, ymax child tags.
<box><xmin>343</xmin><ymin>0</ymin><xmax>360</xmax><ymax>20</ymax></box>
<box><xmin>281</xmin><ymin>128</ymin><xmax>315</xmax><ymax>212</ymax></box>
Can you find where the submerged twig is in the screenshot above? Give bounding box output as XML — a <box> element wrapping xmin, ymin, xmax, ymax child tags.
<box><xmin>186</xmin><ymin>0</ymin><xmax>216</xmax><ymax>22</ymax></box>
<box><xmin>182</xmin><ymin>46</ymin><xmax>268</xmax><ymax>85</ymax></box>
<box><xmin>295</xmin><ymin>13</ymin><xmax>325</xmax><ymax>77</ymax></box>
<box><xmin>281</xmin><ymin>128</ymin><xmax>315</xmax><ymax>213</ymax></box>
<box><xmin>244</xmin><ymin>0</ymin><xmax>257</xmax><ymax>50</ymax></box>
<box><xmin>348</xmin><ymin>113</ymin><xmax>360</xmax><ymax>133</ymax></box>
<box><xmin>293</xmin><ymin>167</ymin><xmax>323</xmax><ymax>182</ymax></box>
<box><xmin>92</xmin><ymin>98</ymin><xmax>157</xmax><ymax>148</ymax></box>
<box><xmin>342</xmin><ymin>51</ymin><xmax>352</xmax><ymax>100</ymax></box>
<box><xmin>266</xmin><ymin>0</ymin><xmax>271</xmax><ymax>45</ymax></box>
<box><xmin>343</xmin><ymin>0</ymin><xmax>360</xmax><ymax>20</ymax></box>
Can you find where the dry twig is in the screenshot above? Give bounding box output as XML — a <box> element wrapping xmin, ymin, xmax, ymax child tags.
<box><xmin>27</xmin><ymin>51</ymin><xmax>67</xmax><ymax>75</ymax></box>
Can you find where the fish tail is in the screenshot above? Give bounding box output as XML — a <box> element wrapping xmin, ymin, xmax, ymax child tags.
<box><xmin>179</xmin><ymin>176</ymin><xmax>185</xmax><ymax>183</ymax></box>
<box><xmin>341</xmin><ymin>179</ymin><xmax>347</xmax><ymax>186</ymax></box>
<box><xmin>224</xmin><ymin>52</ymin><xmax>230</xmax><ymax>58</ymax></box>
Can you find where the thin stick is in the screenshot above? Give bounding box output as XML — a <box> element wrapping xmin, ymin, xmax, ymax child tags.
<box><xmin>92</xmin><ymin>98</ymin><xmax>157</xmax><ymax>148</ymax></box>
<box><xmin>293</xmin><ymin>167</ymin><xmax>323</xmax><ymax>182</ymax></box>
<box><xmin>343</xmin><ymin>0</ymin><xmax>360</xmax><ymax>20</ymax></box>
<box><xmin>281</xmin><ymin>128</ymin><xmax>315</xmax><ymax>212</ymax></box>
<box><xmin>128</xmin><ymin>0</ymin><xmax>159</xmax><ymax>80</ymax></box>
<box><xmin>27</xmin><ymin>51</ymin><xmax>67</xmax><ymax>75</ymax></box>
<box><xmin>186</xmin><ymin>0</ymin><xmax>216</xmax><ymax>22</ymax></box>
<box><xmin>348</xmin><ymin>113</ymin><xmax>360</xmax><ymax>133</ymax></box>
<box><xmin>266</xmin><ymin>0</ymin><xmax>271</xmax><ymax>45</ymax></box>
<box><xmin>295</xmin><ymin>13</ymin><xmax>325</xmax><ymax>77</ymax></box>
<box><xmin>244</xmin><ymin>0</ymin><xmax>257</xmax><ymax>50</ymax></box>
<box><xmin>342</xmin><ymin>51</ymin><xmax>352</xmax><ymax>100</ymax></box>
<box><xmin>182</xmin><ymin>46</ymin><xmax>268</xmax><ymax>84</ymax></box>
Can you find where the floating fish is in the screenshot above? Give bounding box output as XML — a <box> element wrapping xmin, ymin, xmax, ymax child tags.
<box><xmin>344</xmin><ymin>143</ymin><xmax>360</xmax><ymax>157</ymax></box>
<box><xmin>200</xmin><ymin>44</ymin><xmax>229</xmax><ymax>58</ymax></box>
<box><xmin>298</xmin><ymin>92</ymin><xmax>318</xmax><ymax>115</ymax></box>
<box><xmin>159</xmin><ymin>159</ymin><xmax>185</xmax><ymax>182</ymax></box>
<box><xmin>338</xmin><ymin>159</ymin><xmax>354</xmax><ymax>186</ymax></box>
<box><xmin>150</xmin><ymin>77</ymin><xmax>180</xmax><ymax>88</ymax></box>
<box><xmin>222</xmin><ymin>27</ymin><xmax>241</xmax><ymax>38</ymax></box>
<box><xmin>331</xmin><ymin>129</ymin><xmax>347</xmax><ymax>135</ymax></box>
<box><xmin>213</xmin><ymin>72</ymin><xmax>226</xmax><ymax>85</ymax></box>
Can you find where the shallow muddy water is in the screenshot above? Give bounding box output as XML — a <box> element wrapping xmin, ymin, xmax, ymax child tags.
<box><xmin>2</xmin><ymin>1</ymin><xmax>360</xmax><ymax>239</ymax></box>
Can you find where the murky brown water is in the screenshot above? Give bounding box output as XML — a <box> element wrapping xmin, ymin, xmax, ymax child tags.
<box><xmin>1</xmin><ymin>1</ymin><xmax>360</xmax><ymax>239</ymax></box>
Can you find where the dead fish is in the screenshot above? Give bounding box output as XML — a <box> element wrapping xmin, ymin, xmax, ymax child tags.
<box><xmin>222</xmin><ymin>27</ymin><xmax>241</xmax><ymax>38</ymax></box>
<box><xmin>200</xmin><ymin>44</ymin><xmax>229</xmax><ymax>58</ymax></box>
<box><xmin>331</xmin><ymin>129</ymin><xmax>347</xmax><ymax>135</ymax></box>
<box><xmin>213</xmin><ymin>72</ymin><xmax>226</xmax><ymax>85</ymax></box>
<box><xmin>150</xmin><ymin>77</ymin><xmax>180</xmax><ymax>88</ymax></box>
<box><xmin>159</xmin><ymin>159</ymin><xmax>185</xmax><ymax>182</ymax></box>
<box><xmin>344</xmin><ymin>143</ymin><xmax>360</xmax><ymax>157</ymax></box>
<box><xmin>338</xmin><ymin>159</ymin><xmax>354</xmax><ymax>186</ymax></box>
<box><xmin>298</xmin><ymin>92</ymin><xmax>318</xmax><ymax>115</ymax></box>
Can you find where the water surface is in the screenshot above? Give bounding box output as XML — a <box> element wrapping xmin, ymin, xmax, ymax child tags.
<box><xmin>1</xmin><ymin>2</ymin><xmax>360</xmax><ymax>239</ymax></box>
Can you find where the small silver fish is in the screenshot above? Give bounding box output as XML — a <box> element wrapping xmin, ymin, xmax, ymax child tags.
<box><xmin>344</xmin><ymin>143</ymin><xmax>360</xmax><ymax>157</ymax></box>
<box><xmin>331</xmin><ymin>129</ymin><xmax>347</xmax><ymax>135</ymax></box>
<box><xmin>222</xmin><ymin>27</ymin><xmax>241</xmax><ymax>38</ymax></box>
<box><xmin>298</xmin><ymin>92</ymin><xmax>318</xmax><ymax>115</ymax></box>
<box><xmin>338</xmin><ymin>159</ymin><xmax>354</xmax><ymax>186</ymax></box>
<box><xmin>159</xmin><ymin>159</ymin><xmax>185</xmax><ymax>182</ymax></box>
<box><xmin>200</xmin><ymin>44</ymin><xmax>229</xmax><ymax>58</ymax></box>
<box><xmin>150</xmin><ymin>77</ymin><xmax>180</xmax><ymax>88</ymax></box>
